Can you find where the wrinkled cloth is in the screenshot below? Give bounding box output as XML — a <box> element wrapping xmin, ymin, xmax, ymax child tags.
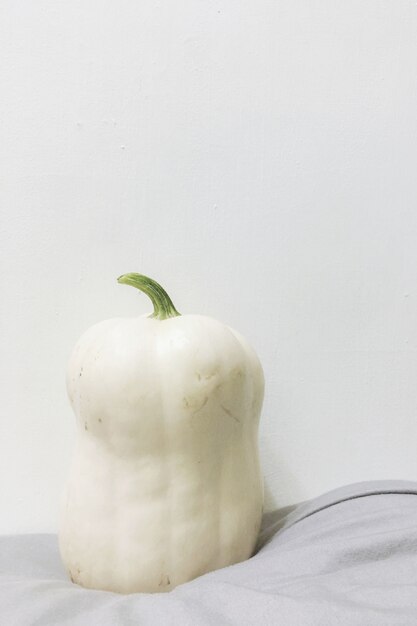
<box><xmin>1</xmin><ymin>480</ymin><xmax>417</xmax><ymax>625</ymax></box>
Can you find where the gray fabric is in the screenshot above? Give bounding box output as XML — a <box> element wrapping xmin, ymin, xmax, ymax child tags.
<box><xmin>1</xmin><ymin>480</ymin><xmax>417</xmax><ymax>625</ymax></box>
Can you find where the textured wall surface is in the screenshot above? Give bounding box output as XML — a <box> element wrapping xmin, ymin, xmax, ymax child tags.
<box><xmin>1</xmin><ymin>1</ymin><xmax>417</xmax><ymax>532</ymax></box>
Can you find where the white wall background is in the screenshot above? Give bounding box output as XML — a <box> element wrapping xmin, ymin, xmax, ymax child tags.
<box><xmin>1</xmin><ymin>0</ymin><xmax>417</xmax><ymax>533</ymax></box>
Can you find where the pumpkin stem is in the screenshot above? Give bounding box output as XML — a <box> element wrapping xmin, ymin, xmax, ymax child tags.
<box><xmin>117</xmin><ymin>273</ymin><xmax>181</xmax><ymax>320</ymax></box>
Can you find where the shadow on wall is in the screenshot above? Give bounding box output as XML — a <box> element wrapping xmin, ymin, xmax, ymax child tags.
<box><xmin>261</xmin><ymin>434</ymin><xmax>305</xmax><ymax>513</ymax></box>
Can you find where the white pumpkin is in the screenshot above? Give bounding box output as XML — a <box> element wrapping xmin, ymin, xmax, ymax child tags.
<box><xmin>59</xmin><ymin>273</ymin><xmax>264</xmax><ymax>593</ymax></box>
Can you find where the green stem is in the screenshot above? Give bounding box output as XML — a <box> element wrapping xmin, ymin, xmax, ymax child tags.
<box><xmin>117</xmin><ymin>273</ymin><xmax>181</xmax><ymax>320</ymax></box>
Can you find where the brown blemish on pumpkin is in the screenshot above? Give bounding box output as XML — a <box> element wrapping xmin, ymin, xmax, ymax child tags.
<box><xmin>196</xmin><ymin>370</ymin><xmax>218</xmax><ymax>383</ymax></box>
<box><xmin>184</xmin><ymin>395</ymin><xmax>209</xmax><ymax>414</ymax></box>
<box><xmin>232</xmin><ymin>367</ymin><xmax>243</xmax><ymax>379</ymax></box>
<box><xmin>192</xmin><ymin>396</ymin><xmax>208</xmax><ymax>416</ymax></box>
<box><xmin>220</xmin><ymin>404</ymin><xmax>240</xmax><ymax>423</ymax></box>
<box><xmin>159</xmin><ymin>574</ymin><xmax>171</xmax><ymax>587</ymax></box>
